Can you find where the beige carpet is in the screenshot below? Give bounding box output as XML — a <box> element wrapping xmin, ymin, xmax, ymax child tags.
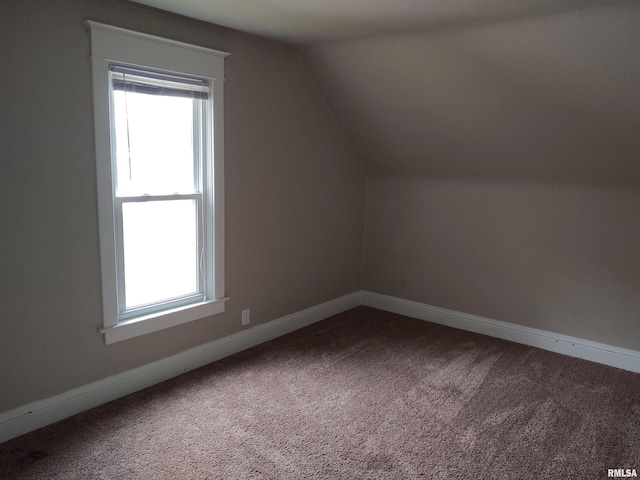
<box><xmin>1</xmin><ymin>306</ymin><xmax>639</xmax><ymax>479</ymax></box>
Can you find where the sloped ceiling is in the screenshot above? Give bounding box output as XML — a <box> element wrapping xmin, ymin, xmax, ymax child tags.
<box><xmin>129</xmin><ymin>0</ymin><xmax>640</xmax><ymax>185</ymax></box>
<box><xmin>130</xmin><ymin>0</ymin><xmax>622</xmax><ymax>45</ymax></box>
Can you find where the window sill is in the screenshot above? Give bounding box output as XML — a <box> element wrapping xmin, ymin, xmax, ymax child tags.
<box><xmin>100</xmin><ymin>298</ymin><xmax>227</xmax><ymax>344</ymax></box>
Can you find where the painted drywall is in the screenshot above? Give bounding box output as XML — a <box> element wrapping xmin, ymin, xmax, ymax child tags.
<box><xmin>127</xmin><ymin>0</ymin><xmax>621</xmax><ymax>45</ymax></box>
<box><xmin>302</xmin><ymin>4</ymin><xmax>640</xmax><ymax>349</ymax></box>
<box><xmin>302</xmin><ymin>4</ymin><xmax>639</xmax><ymax>185</ymax></box>
<box><xmin>363</xmin><ymin>178</ymin><xmax>640</xmax><ymax>350</ymax></box>
<box><xmin>0</xmin><ymin>0</ymin><xmax>364</xmax><ymax>413</ymax></box>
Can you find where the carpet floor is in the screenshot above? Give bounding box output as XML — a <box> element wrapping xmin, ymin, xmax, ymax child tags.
<box><xmin>1</xmin><ymin>306</ymin><xmax>639</xmax><ymax>479</ymax></box>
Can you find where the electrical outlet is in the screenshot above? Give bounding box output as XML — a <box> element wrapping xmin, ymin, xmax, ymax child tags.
<box><xmin>401</xmin><ymin>279</ymin><xmax>409</xmax><ymax>289</ymax></box>
<box><xmin>242</xmin><ymin>309</ymin><xmax>251</xmax><ymax>326</ymax></box>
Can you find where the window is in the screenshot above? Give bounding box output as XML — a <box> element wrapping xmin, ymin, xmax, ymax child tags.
<box><xmin>89</xmin><ymin>22</ymin><xmax>229</xmax><ymax>344</ymax></box>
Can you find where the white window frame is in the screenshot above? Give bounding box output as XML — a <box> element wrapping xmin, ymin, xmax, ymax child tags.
<box><xmin>89</xmin><ymin>21</ymin><xmax>229</xmax><ymax>344</ymax></box>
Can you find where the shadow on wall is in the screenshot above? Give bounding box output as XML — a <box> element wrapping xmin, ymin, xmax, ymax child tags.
<box><xmin>302</xmin><ymin>1</ymin><xmax>640</xmax><ymax>187</ymax></box>
<box><xmin>363</xmin><ymin>177</ymin><xmax>640</xmax><ymax>351</ymax></box>
<box><xmin>297</xmin><ymin>0</ymin><xmax>637</xmax><ymax>46</ymax></box>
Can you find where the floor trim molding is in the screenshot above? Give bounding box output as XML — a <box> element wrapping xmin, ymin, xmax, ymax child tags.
<box><xmin>362</xmin><ymin>291</ymin><xmax>640</xmax><ymax>374</ymax></box>
<box><xmin>0</xmin><ymin>291</ymin><xmax>362</xmax><ymax>444</ymax></box>
<box><xmin>3</xmin><ymin>289</ymin><xmax>639</xmax><ymax>444</ymax></box>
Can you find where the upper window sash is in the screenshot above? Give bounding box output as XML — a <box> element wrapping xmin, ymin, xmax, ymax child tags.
<box><xmin>115</xmin><ymin>193</ymin><xmax>201</xmax><ymax>202</ymax></box>
<box><xmin>110</xmin><ymin>65</ymin><xmax>210</xmax><ymax>99</ymax></box>
<box><xmin>110</xmin><ymin>70</ymin><xmax>206</xmax><ymax>197</ymax></box>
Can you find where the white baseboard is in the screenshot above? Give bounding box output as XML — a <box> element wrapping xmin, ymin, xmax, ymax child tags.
<box><xmin>3</xmin><ymin>289</ymin><xmax>638</xmax><ymax>444</ymax></box>
<box><xmin>0</xmin><ymin>291</ymin><xmax>362</xmax><ymax>444</ymax></box>
<box><xmin>362</xmin><ymin>291</ymin><xmax>640</xmax><ymax>374</ymax></box>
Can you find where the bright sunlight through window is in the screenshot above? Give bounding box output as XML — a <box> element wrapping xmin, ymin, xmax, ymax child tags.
<box><xmin>112</xmin><ymin>86</ymin><xmax>200</xmax><ymax>309</ymax></box>
<box><xmin>110</xmin><ymin>67</ymin><xmax>209</xmax><ymax>317</ymax></box>
<box><xmin>90</xmin><ymin>21</ymin><xmax>227</xmax><ymax>344</ymax></box>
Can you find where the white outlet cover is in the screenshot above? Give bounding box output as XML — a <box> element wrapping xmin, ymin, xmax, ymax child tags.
<box><xmin>242</xmin><ymin>309</ymin><xmax>250</xmax><ymax>325</ymax></box>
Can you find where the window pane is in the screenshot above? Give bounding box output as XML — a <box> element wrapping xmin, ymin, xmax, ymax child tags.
<box><xmin>122</xmin><ymin>200</ymin><xmax>199</xmax><ymax>309</ymax></box>
<box><xmin>113</xmin><ymin>90</ymin><xmax>196</xmax><ymax>195</ymax></box>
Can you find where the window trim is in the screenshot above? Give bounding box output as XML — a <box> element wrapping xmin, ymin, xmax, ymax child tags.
<box><xmin>88</xmin><ymin>21</ymin><xmax>229</xmax><ymax>344</ymax></box>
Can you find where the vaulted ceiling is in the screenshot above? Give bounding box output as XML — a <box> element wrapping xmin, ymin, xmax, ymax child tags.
<box><xmin>129</xmin><ymin>0</ymin><xmax>623</xmax><ymax>45</ymax></box>
<box><xmin>130</xmin><ymin>0</ymin><xmax>640</xmax><ymax>185</ymax></box>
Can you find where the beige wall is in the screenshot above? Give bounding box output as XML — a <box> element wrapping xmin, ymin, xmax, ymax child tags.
<box><xmin>363</xmin><ymin>177</ymin><xmax>640</xmax><ymax>350</ymax></box>
<box><xmin>302</xmin><ymin>4</ymin><xmax>639</xmax><ymax>185</ymax></box>
<box><xmin>304</xmin><ymin>3</ymin><xmax>640</xmax><ymax>350</ymax></box>
<box><xmin>0</xmin><ymin>0</ymin><xmax>365</xmax><ymax>412</ymax></box>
